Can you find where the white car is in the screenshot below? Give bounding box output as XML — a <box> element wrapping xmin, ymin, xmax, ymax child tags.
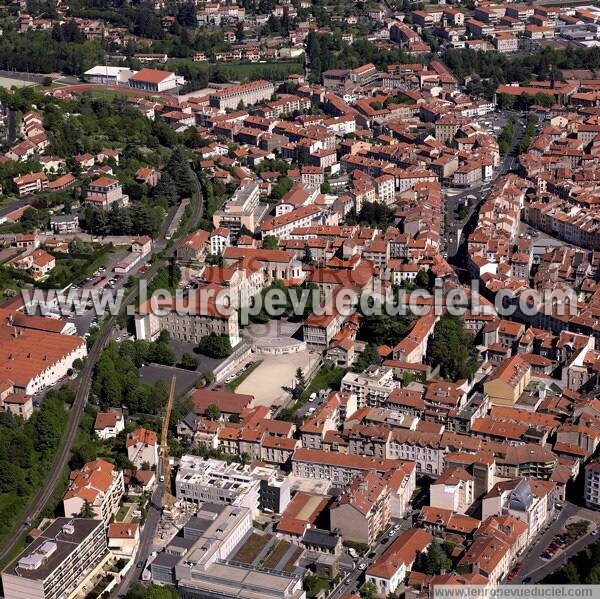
<box><xmin>358</xmin><ymin>563</ymin><xmax>366</xmax><ymax>570</ymax></box>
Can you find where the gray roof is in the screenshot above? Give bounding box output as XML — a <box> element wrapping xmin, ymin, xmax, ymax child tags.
<box><xmin>302</xmin><ymin>528</ymin><xmax>340</xmax><ymax>549</ymax></box>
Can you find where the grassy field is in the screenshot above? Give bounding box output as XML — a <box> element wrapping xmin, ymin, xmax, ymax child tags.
<box><xmin>0</xmin><ymin>76</ymin><xmax>37</xmax><ymax>89</ymax></box>
<box><xmin>301</xmin><ymin>364</ymin><xmax>346</xmax><ymax>401</ymax></box>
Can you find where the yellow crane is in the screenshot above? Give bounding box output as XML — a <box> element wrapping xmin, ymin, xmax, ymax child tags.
<box><xmin>160</xmin><ymin>376</ymin><xmax>176</xmax><ymax>512</ymax></box>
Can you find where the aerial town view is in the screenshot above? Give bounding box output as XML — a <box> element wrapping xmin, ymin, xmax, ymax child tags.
<box><xmin>0</xmin><ymin>0</ymin><xmax>598</xmax><ymax>598</ymax></box>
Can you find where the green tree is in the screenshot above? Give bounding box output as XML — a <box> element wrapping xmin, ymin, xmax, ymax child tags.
<box><xmin>360</xmin><ymin>581</ymin><xmax>378</xmax><ymax>599</ymax></box>
<box><xmin>179</xmin><ymin>352</ymin><xmax>199</xmax><ymax>371</ymax></box>
<box><xmin>302</xmin><ymin>244</ymin><xmax>314</xmax><ymax>265</ymax></box>
<box><xmin>79</xmin><ymin>500</ymin><xmax>95</xmax><ymax>518</ymax></box>
<box><xmin>293</xmin><ymin>367</ymin><xmax>306</xmax><ymax>399</ymax></box>
<box><xmin>153</xmin><ymin>172</ymin><xmax>179</xmax><ymax>205</ymax></box>
<box><xmin>205</xmin><ymin>404</ymin><xmax>221</xmax><ymax>421</ymax></box>
<box><xmin>165</xmin><ymin>146</ymin><xmax>196</xmax><ymax>198</ymax></box>
<box><xmin>263</xmin><ymin>235</ymin><xmax>279</xmax><ymax>250</ymax></box>
<box><xmin>427</xmin><ymin>314</ymin><xmax>477</xmax><ymax>381</ymax></box>
<box><xmin>197</xmin><ymin>333</ymin><xmax>233</xmax><ymax>358</ymax></box>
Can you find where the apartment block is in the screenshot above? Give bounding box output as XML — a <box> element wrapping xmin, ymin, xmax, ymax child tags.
<box><xmin>2</xmin><ymin>518</ymin><xmax>106</xmax><ymax>599</ymax></box>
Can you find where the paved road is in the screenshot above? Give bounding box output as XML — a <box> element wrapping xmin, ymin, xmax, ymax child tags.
<box><xmin>114</xmin><ymin>169</ymin><xmax>204</xmax><ymax>597</ymax></box>
<box><xmin>445</xmin><ymin>114</ymin><xmax>525</xmax><ymax>259</ymax></box>
<box><xmin>0</xmin><ymin>168</ymin><xmax>204</xmax><ymax>565</ymax></box>
<box><xmin>115</xmin><ymin>481</ymin><xmax>164</xmax><ymax>597</ymax></box>
<box><xmin>329</xmin><ymin>517</ymin><xmax>414</xmax><ymax>599</ymax></box>
<box><xmin>513</xmin><ymin>502</ymin><xmax>600</xmax><ymax>584</ymax></box>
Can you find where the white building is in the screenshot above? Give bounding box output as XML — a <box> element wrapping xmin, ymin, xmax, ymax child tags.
<box><xmin>94</xmin><ymin>412</ymin><xmax>125</xmax><ymax>440</ymax></box>
<box><xmin>210</xmin><ymin>227</ymin><xmax>231</xmax><ymax>256</ymax></box>
<box><xmin>175</xmin><ymin>456</ymin><xmax>260</xmax><ymax>515</ymax></box>
<box><xmin>84</xmin><ymin>65</ymin><xmax>134</xmax><ymax>85</ymax></box>
<box><xmin>341</xmin><ymin>366</ymin><xmax>399</xmax><ymax>408</ymax></box>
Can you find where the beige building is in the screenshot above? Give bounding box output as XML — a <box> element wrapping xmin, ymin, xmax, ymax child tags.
<box><xmin>135</xmin><ymin>293</ymin><xmax>240</xmax><ymax>347</ymax></box>
<box><xmin>209</xmin><ymin>80</ymin><xmax>275</xmax><ymax>111</ymax></box>
<box><xmin>108</xmin><ymin>522</ymin><xmax>140</xmax><ymax>557</ymax></box>
<box><xmin>484</xmin><ymin>356</ymin><xmax>531</xmax><ymax>406</ymax></box>
<box><xmin>213</xmin><ymin>181</ymin><xmax>261</xmax><ymax>236</ymax></box>
<box><xmin>126</xmin><ymin>427</ymin><xmax>159</xmax><ymax>468</ymax></box>
<box><xmin>85</xmin><ymin>176</ymin><xmax>129</xmax><ymax>209</ymax></box>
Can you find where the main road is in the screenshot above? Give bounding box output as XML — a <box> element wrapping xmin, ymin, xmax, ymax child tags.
<box><xmin>0</xmin><ymin>169</ymin><xmax>204</xmax><ymax>565</ymax></box>
<box><xmin>114</xmin><ymin>170</ymin><xmax>205</xmax><ymax>597</ymax></box>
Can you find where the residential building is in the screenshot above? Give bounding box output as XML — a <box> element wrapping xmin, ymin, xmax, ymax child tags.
<box><xmin>366</xmin><ymin>529</ymin><xmax>432</xmax><ymax>596</ymax></box>
<box><xmin>94</xmin><ymin>411</ymin><xmax>125</xmax><ymax>440</ymax></box>
<box><xmin>126</xmin><ymin>427</ymin><xmax>159</xmax><ymax>468</ymax></box>
<box><xmin>84</xmin><ymin>176</ymin><xmax>129</xmax><ymax>209</ymax></box>
<box><xmin>430</xmin><ymin>467</ymin><xmax>475</xmax><ymax>514</ymax></box>
<box><xmin>330</xmin><ymin>470</ymin><xmax>391</xmax><ymax>544</ymax></box>
<box><xmin>63</xmin><ymin>459</ymin><xmax>124</xmax><ymax>525</ymax></box>
<box><xmin>2</xmin><ymin>518</ymin><xmax>106</xmax><ymax>599</ymax></box>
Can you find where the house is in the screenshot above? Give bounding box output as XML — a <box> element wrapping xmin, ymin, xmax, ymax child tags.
<box><xmin>330</xmin><ymin>470</ymin><xmax>391</xmax><ymax>544</ymax></box>
<box><xmin>94</xmin><ymin>412</ymin><xmax>125</xmax><ymax>440</ymax></box>
<box><xmin>85</xmin><ymin>177</ymin><xmax>129</xmax><ymax>209</ymax></box>
<box><xmin>63</xmin><ymin>459</ymin><xmax>125</xmax><ymax>525</ymax></box>
<box><xmin>366</xmin><ymin>528</ymin><xmax>432</xmax><ymax>596</ymax></box>
<box><xmin>135</xmin><ymin>166</ymin><xmax>161</xmax><ymax>187</ymax></box>
<box><xmin>177</xmin><ymin>229</ymin><xmax>210</xmax><ymax>263</ymax></box>
<box><xmin>13</xmin><ymin>172</ymin><xmax>48</xmax><ymax>196</ymax></box>
<box><xmin>210</xmin><ymin>227</ymin><xmax>231</xmax><ymax>256</ymax></box>
<box><xmin>132</xmin><ymin>235</ymin><xmax>152</xmax><ymax>257</ymax></box>
<box><xmin>107</xmin><ymin>522</ymin><xmax>140</xmax><ymax>557</ymax></box>
<box><xmin>8</xmin><ymin>249</ymin><xmax>56</xmax><ymax>280</ymax></box>
<box><xmin>2</xmin><ymin>393</ymin><xmax>33</xmax><ymax>420</ymax></box>
<box><xmin>126</xmin><ymin>427</ymin><xmax>159</xmax><ymax>468</ymax></box>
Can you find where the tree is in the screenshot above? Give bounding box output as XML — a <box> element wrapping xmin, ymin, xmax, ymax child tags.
<box><xmin>427</xmin><ymin>314</ymin><xmax>477</xmax><ymax>381</ymax></box>
<box><xmin>414</xmin><ymin>541</ymin><xmax>452</xmax><ymax>575</ymax></box>
<box><xmin>205</xmin><ymin>404</ymin><xmax>221</xmax><ymax>421</ymax></box>
<box><xmin>153</xmin><ymin>172</ymin><xmax>179</xmax><ymax>205</ymax></box>
<box><xmin>302</xmin><ymin>244</ymin><xmax>314</xmax><ymax>265</ymax></box>
<box><xmin>197</xmin><ymin>333</ymin><xmax>233</xmax><ymax>358</ymax></box>
<box><xmin>79</xmin><ymin>500</ymin><xmax>95</xmax><ymax>518</ymax></box>
<box><xmin>360</xmin><ymin>581</ymin><xmax>378</xmax><ymax>599</ymax></box>
<box><xmin>179</xmin><ymin>352</ymin><xmax>199</xmax><ymax>371</ymax></box>
<box><xmin>165</xmin><ymin>146</ymin><xmax>195</xmax><ymax>198</ymax></box>
<box><xmin>293</xmin><ymin>367</ymin><xmax>306</xmax><ymax>399</ymax></box>
<box><xmin>415</xmin><ymin>268</ymin><xmax>435</xmax><ymax>291</ymax></box>
<box><xmin>262</xmin><ymin>235</ymin><xmax>279</xmax><ymax>250</ymax></box>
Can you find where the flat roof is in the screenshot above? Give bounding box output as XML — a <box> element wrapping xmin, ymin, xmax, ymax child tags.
<box><xmin>4</xmin><ymin>518</ymin><xmax>103</xmax><ymax>581</ymax></box>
